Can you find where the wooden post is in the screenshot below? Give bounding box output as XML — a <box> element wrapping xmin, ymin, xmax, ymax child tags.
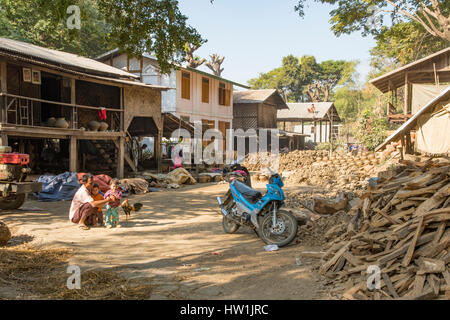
<box><xmin>313</xmin><ymin>121</ymin><xmax>317</xmax><ymax>143</ymax></box>
<box><xmin>0</xmin><ymin>60</ymin><xmax>7</xmax><ymax>123</ymax></box>
<box><xmin>301</xmin><ymin>121</ymin><xmax>304</xmax><ymax>134</ymax></box>
<box><xmin>71</xmin><ymin>78</ymin><xmax>76</xmax><ymax>129</ymax></box>
<box><xmin>319</xmin><ymin>120</ymin><xmax>322</xmax><ymax>142</ymax></box>
<box><xmin>69</xmin><ymin>136</ymin><xmax>77</xmax><ymax>172</ymax></box>
<box><xmin>156</xmin><ymin>129</ymin><xmax>162</xmax><ymax>173</ymax></box>
<box><xmin>140</xmin><ymin>57</ymin><xmax>144</xmax><ymax>83</ymax></box>
<box><xmin>404</xmin><ymin>73</ymin><xmax>409</xmax><ymax>115</ymax></box>
<box><xmin>329</xmin><ymin>111</ymin><xmax>333</xmax><ymax>157</ymax></box>
<box><xmin>405</xmin><ymin>131</ymin><xmax>412</xmax><ymax>154</ymax></box>
<box><xmin>0</xmin><ymin>133</ymin><xmax>8</xmax><ymax>146</ymax></box>
<box><xmin>19</xmin><ymin>140</ymin><xmax>25</xmax><ymax>153</ymax></box>
<box><xmin>117</xmin><ymin>136</ymin><xmax>125</xmax><ymax>178</ymax></box>
<box><xmin>0</xmin><ymin>60</ymin><xmax>6</xmax><ymax>93</ymax></box>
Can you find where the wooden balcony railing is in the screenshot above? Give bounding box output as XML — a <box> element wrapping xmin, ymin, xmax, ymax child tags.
<box><xmin>0</xmin><ymin>92</ymin><xmax>124</xmax><ymax>131</ymax></box>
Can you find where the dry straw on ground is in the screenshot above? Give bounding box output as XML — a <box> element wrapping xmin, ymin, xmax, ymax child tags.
<box><xmin>0</xmin><ymin>244</ymin><xmax>153</xmax><ymax>299</ymax></box>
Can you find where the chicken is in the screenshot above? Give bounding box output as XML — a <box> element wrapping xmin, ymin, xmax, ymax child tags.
<box><xmin>120</xmin><ymin>199</ymin><xmax>143</xmax><ymax>221</ymax></box>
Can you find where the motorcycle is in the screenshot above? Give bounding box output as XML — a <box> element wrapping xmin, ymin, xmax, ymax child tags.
<box><xmin>217</xmin><ymin>166</ymin><xmax>298</xmax><ymax>247</ymax></box>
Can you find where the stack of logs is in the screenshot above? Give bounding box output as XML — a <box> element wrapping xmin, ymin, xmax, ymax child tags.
<box><xmin>319</xmin><ymin>159</ymin><xmax>450</xmax><ymax>300</ymax></box>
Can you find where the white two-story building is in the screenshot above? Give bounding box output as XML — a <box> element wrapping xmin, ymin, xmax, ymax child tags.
<box><xmin>97</xmin><ymin>50</ymin><xmax>249</xmax><ymax>141</ymax></box>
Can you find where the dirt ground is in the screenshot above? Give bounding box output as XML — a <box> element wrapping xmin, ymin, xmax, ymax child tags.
<box><xmin>0</xmin><ymin>181</ymin><xmax>329</xmax><ymax>300</ymax></box>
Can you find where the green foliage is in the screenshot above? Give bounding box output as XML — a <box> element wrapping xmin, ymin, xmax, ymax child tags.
<box><xmin>294</xmin><ymin>1</ymin><xmax>449</xmax><ymax>38</ymax></box>
<box><xmin>0</xmin><ymin>0</ymin><xmax>111</xmax><ymax>57</ymax></box>
<box><xmin>354</xmin><ymin>108</ymin><xmax>388</xmax><ymax>151</ymax></box>
<box><xmin>97</xmin><ymin>0</ymin><xmax>204</xmax><ymax>74</ymax></box>
<box><xmin>0</xmin><ymin>0</ymin><xmax>204</xmax><ymax>73</ymax></box>
<box><xmin>248</xmin><ymin>54</ymin><xmax>357</xmax><ymax>103</ymax></box>
<box><xmin>370</xmin><ymin>21</ymin><xmax>449</xmax><ymax>74</ymax></box>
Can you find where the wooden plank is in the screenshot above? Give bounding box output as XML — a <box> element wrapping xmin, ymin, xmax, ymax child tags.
<box><xmin>402</xmin><ymin>216</ymin><xmax>424</xmax><ymax>267</ymax></box>
<box><xmin>382</xmin><ymin>273</ymin><xmax>400</xmax><ymax>298</ymax></box>
<box><xmin>378</xmin><ymin>232</ymin><xmax>435</xmax><ymax>265</ymax></box>
<box><xmin>414</xmin><ymin>182</ymin><xmax>450</xmax><ymax>217</ymax></box>
<box><xmin>410</xmin><ymin>274</ymin><xmax>426</xmax><ymax>297</ymax></box>
<box><xmin>342</xmin><ymin>251</ymin><xmax>361</xmax><ymax>267</ymax></box>
<box><xmin>417</xmin><ymin>257</ymin><xmax>446</xmax><ymax>275</ymax></box>
<box><xmin>427</xmin><ymin>274</ymin><xmax>441</xmax><ymax>296</ymax></box>
<box><xmin>69</xmin><ymin>136</ymin><xmax>77</xmax><ymax>172</ymax></box>
<box><xmin>442</xmin><ymin>270</ymin><xmax>450</xmax><ymax>286</ymax></box>
<box><xmin>320</xmin><ymin>242</ymin><xmax>351</xmax><ymax>274</ymax></box>
<box><xmin>373</xmin><ymin>208</ymin><xmax>401</xmax><ymax>225</ymax></box>
<box><xmin>116</xmin><ymin>136</ymin><xmax>124</xmax><ymax>179</ymax></box>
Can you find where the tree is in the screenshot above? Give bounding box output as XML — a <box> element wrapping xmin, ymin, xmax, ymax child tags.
<box><xmin>370</xmin><ymin>21</ymin><xmax>448</xmax><ymax>73</ymax></box>
<box><xmin>305</xmin><ymin>60</ymin><xmax>358</xmax><ymax>102</ymax></box>
<box><xmin>184</xmin><ymin>42</ymin><xmax>206</xmax><ymax>68</ymax></box>
<box><xmin>248</xmin><ymin>55</ymin><xmax>357</xmax><ymax>102</ymax></box>
<box><xmin>1</xmin><ymin>0</ymin><xmax>205</xmax><ymax>73</ymax></box>
<box><xmin>354</xmin><ymin>108</ymin><xmax>388</xmax><ymax>150</ymax></box>
<box><xmin>205</xmin><ymin>53</ymin><xmax>225</xmax><ymax>76</ymax></box>
<box><xmin>294</xmin><ymin>0</ymin><xmax>450</xmax><ymax>42</ymax></box>
<box><xmin>0</xmin><ymin>0</ymin><xmax>111</xmax><ymax>57</ymax></box>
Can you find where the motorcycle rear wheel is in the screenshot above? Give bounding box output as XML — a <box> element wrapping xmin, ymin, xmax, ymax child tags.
<box><xmin>222</xmin><ymin>216</ymin><xmax>240</xmax><ymax>234</ymax></box>
<box><xmin>257</xmin><ymin>210</ymin><xmax>298</xmax><ymax>247</ymax></box>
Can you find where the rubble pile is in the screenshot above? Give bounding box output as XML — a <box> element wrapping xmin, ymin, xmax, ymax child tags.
<box><xmin>248</xmin><ymin>149</ymin><xmax>401</xmax><ymax>193</ymax></box>
<box><xmin>245</xmin><ymin>150</ymin><xmax>328</xmax><ymax>172</ymax></box>
<box><xmin>315</xmin><ymin>159</ymin><xmax>450</xmax><ymax>300</ymax></box>
<box><xmin>284</xmin><ymin>150</ymin><xmax>401</xmax><ymax>193</ymax></box>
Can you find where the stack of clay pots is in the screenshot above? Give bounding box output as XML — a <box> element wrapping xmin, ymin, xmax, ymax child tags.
<box><xmin>88</xmin><ymin>120</ymin><xmax>109</xmax><ymax>131</ymax></box>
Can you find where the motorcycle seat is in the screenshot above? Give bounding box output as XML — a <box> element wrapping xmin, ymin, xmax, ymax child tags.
<box><xmin>233</xmin><ymin>180</ymin><xmax>262</xmax><ymax>202</ymax></box>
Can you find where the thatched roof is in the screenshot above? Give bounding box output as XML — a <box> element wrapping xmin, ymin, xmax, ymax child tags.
<box><xmin>277</xmin><ymin>102</ymin><xmax>341</xmax><ymax>122</ymax></box>
<box><xmin>233</xmin><ymin>89</ymin><xmax>288</xmax><ymax>109</ymax></box>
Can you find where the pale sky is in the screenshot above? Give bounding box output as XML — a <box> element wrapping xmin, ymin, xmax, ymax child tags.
<box><xmin>178</xmin><ymin>0</ymin><xmax>377</xmax><ymax>86</ymax></box>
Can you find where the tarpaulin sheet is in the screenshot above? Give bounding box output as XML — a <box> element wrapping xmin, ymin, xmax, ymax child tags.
<box><xmin>411</xmin><ymin>84</ymin><xmax>447</xmax><ymax>114</ymax></box>
<box><xmin>416</xmin><ymin>102</ymin><xmax>450</xmax><ymax>155</ymax></box>
<box><xmin>76</xmin><ymin>173</ymin><xmax>112</xmax><ymax>193</ymax></box>
<box><xmin>36</xmin><ymin>172</ymin><xmax>81</xmax><ymax>201</ymax></box>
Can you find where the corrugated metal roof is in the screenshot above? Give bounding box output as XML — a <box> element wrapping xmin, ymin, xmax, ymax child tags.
<box><xmin>96</xmin><ymin>48</ymin><xmax>250</xmax><ymax>88</ymax></box>
<box><xmin>233</xmin><ymin>89</ymin><xmax>288</xmax><ymax>109</ymax></box>
<box><xmin>277</xmin><ymin>102</ymin><xmax>339</xmax><ymax>121</ymax></box>
<box><xmin>0</xmin><ymin>37</ymin><xmax>138</xmax><ymax>79</ymax></box>
<box><xmin>370</xmin><ymin>47</ymin><xmax>450</xmax><ymax>93</ymax></box>
<box><xmin>375</xmin><ymin>85</ymin><xmax>450</xmax><ymax>151</ymax></box>
<box><xmin>234</xmin><ymin>89</ymin><xmax>275</xmax><ymax>103</ymax></box>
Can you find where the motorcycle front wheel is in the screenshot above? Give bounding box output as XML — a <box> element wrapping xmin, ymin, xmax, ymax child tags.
<box><xmin>257</xmin><ymin>210</ymin><xmax>298</xmax><ymax>247</ymax></box>
<box><xmin>222</xmin><ymin>215</ymin><xmax>240</xmax><ymax>234</ymax></box>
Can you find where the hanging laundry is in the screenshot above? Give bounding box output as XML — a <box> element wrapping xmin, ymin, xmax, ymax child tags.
<box><xmin>98</xmin><ymin>107</ymin><xmax>107</xmax><ymax>121</ymax></box>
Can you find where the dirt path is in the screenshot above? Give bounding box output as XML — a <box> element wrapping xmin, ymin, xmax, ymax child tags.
<box><xmin>1</xmin><ymin>182</ymin><xmax>327</xmax><ymax>300</ymax></box>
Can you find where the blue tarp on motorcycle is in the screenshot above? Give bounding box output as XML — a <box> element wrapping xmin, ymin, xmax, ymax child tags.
<box><xmin>35</xmin><ymin>172</ymin><xmax>81</xmax><ymax>201</ymax></box>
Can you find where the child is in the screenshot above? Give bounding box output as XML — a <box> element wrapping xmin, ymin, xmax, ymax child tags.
<box><xmin>104</xmin><ymin>179</ymin><xmax>122</xmax><ymax>228</ymax></box>
<box><xmin>91</xmin><ymin>184</ymin><xmax>104</xmax><ymax>227</ymax></box>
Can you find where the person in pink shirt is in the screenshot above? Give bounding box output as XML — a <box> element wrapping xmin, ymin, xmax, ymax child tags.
<box><xmin>69</xmin><ymin>174</ymin><xmax>112</xmax><ymax>230</ymax></box>
<box><xmin>104</xmin><ymin>179</ymin><xmax>123</xmax><ymax>228</ymax></box>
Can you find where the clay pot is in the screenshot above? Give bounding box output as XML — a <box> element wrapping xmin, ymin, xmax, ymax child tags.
<box><xmin>98</xmin><ymin>122</ymin><xmax>109</xmax><ymax>131</ymax></box>
<box><xmin>47</xmin><ymin>117</ymin><xmax>56</xmax><ymax>127</ymax></box>
<box><xmin>55</xmin><ymin>117</ymin><xmax>69</xmax><ymax>129</ymax></box>
<box><xmin>88</xmin><ymin>120</ymin><xmax>100</xmax><ymax>131</ymax></box>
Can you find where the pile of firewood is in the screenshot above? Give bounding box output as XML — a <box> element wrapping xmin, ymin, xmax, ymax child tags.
<box><xmin>318</xmin><ymin>159</ymin><xmax>450</xmax><ymax>300</ymax></box>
